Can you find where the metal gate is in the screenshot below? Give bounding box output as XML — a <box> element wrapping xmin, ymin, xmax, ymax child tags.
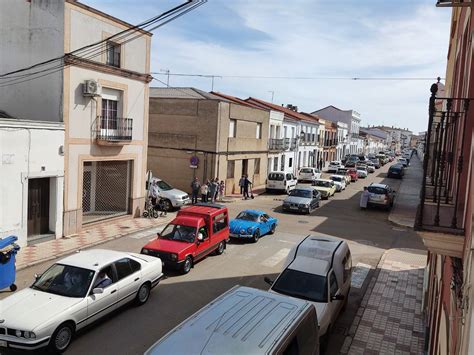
<box><xmin>82</xmin><ymin>160</ymin><xmax>132</xmax><ymax>224</ymax></box>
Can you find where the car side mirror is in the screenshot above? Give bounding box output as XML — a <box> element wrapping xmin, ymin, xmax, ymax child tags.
<box><xmin>92</xmin><ymin>288</ymin><xmax>104</xmax><ymax>295</ymax></box>
<box><xmin>34</xmin><ymin>273</ymin><xmax>42</xmax><ymax>281</ymax></box>
<box><xmin>264</xmin><ymin>277</ymin><xmax>274</xmax><ymax>286</ymax></box>
<box><xmin>197</xmin><ymin>233</ymin><xmax>204</xmax><ymax>242</ymax></box>
<box><xmin>331</xmin><ymin>294</ymin><xmax>345</xmax><ymax>301</ymax></box>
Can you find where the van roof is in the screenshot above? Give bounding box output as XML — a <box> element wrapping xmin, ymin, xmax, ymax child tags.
<box><xmin>180</xmin><ymin>204</ymin><xmax>226</xmax><ymax>216</ymax></box>
<box><xmin>145</xmin><ymin>286</ymin><xmax>313</xmax><ymax>355</ymax></box>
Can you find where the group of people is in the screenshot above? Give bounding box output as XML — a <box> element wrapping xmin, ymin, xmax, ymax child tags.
<box><xmin>191</xmin><ymin>177</ymin><xmax>225</xmax><ymax>204</ymax></box>
<box><xmin>238</xmin><ymin>175</ymin><xmax>253</xmax><ymax>200</ymax></box>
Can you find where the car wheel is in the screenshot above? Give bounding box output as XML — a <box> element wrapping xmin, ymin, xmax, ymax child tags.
<box><xmin>9</xmin><ymin>284</ymin><xmax>17</xmax><ymax>292</ymax></box>
<box><xmin>49</xmin><ymin>322</ymin><xmax>74</xmax><ymax>353</ymax></box>
<box><xmin>182</xmin><ymin>256</ymin><xmax>193</xmax><ymax>274</ymax></box>
<box><xmin>269</xmin><ymin>224</ymin><xmax>276</xmax><ymax>234</ymax></box>
<box><xmin>252</xmin><ymin>229</ymin><xmax>260</xmax><ymax>243</ymax></box>
<box><xmin>163</xmin><ymin>199</ymin><xmax>172</xmax><ymax>211</ymax></box>
<box><xmin>135</xmin><ymin>283</ymin><xmax>151</xmax><ymax>306</ymax></box>
<box><xmin>215</xmin><ymin>241</ymin><xmax>225</xmax><ymax>255</ymax></box>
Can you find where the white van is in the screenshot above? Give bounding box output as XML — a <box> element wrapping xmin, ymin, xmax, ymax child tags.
<box><xmin>267</xmin><ymin>235</ymin><xmax>352</xmax><ymax>350</ymax></box>
<box><xmin>145</xmin><ymin>286</ymin><xmax>320</xmax><ymax>355</ymax></box>
<box><xmin>298</xmin><ymin>167</ymin><xmax>322</xmax><ymax>183</ymax></box>
<box><xmin>266</xmin><ymin>172</ymin><xmax>297</xmax><ymax>193</ymax></box>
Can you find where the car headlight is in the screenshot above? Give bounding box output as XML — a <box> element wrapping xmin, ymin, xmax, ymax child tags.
<box><xmin>24</xmin><ymin>331</ymin><xmax>36</xmax><ymax>339</ymax></box>
<box><xmin>170</xmin><ymin>253</ymin><xmax>178</xmax><ymax>261</ymax></box>
<box><xmin>15</xmin><ymin>330</ymin><xmax>22</xmax><ymax>337</ymax></box>
<box><xmin>141</xmin><ymin>248</ymin><xmax>149</xmax><ymax>255</ymax></box>
<box><xmin>247</xmin><ymin>227</ymin><xmax>253</xmax><ymax>233</ymax></box>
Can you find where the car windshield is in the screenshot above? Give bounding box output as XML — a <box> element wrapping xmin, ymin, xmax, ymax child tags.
<box><xmin>330</xmin><ymin>176</ymin><xmax>342</xmax><ymax>182</ymax></box>
<box><xmin>289</xmin><ymin>189</ymin><xmax>312</xmax><ymax>198</ymax></box>
<box><xmin>314</xmin><ymin>180</ymin><xmax>331</xmax><ymax>187</ymax></box>
<box><xmin>272</xmin><ymin>269</ymin><xmax>327</xmax><ymax>303</ymax></box>
<box><xmin>236</xmin><ymin>211</ymin><xmax>259</xmax><ymax>222</ymax></box>
<box><xmin>160</xmin><ymin>224</ymin><xmax>196</xmax><ymax>243</ymax></box>
<box><xmin>368</xmin><ymin>186</ymin><xmax>388</xmax><ymax>194</ymax></box>
<box><xmin>300</xmin><ymin>168</ymin><xmax>312</xmax><ymax>173</ymax></box>
<box><xmin>31</xmin><ymin>264</ymin><xmax>95</xmax><ymax>298</ymax></box>
<box><xmin>268</xmin><ymin>173</ymin><xmax>284</xmax><ymax>181</ymax></box>
<box><xmin>156</xmin><ymin>180</ymin><xmax>173</xmax><ymax>191</ymax></box>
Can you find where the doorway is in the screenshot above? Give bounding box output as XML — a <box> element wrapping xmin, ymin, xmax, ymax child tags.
<box><xmin>242</xmin><ymin>159</ymin><xmax>248</xmax><ymax>176</ymax></box>
<box><xmin>27</xmin><ymin>178</ymin><xmax>50</xmax><ymax>238</ymax></box>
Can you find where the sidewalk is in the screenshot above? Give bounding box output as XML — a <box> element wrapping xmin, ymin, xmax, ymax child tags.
<box><xmin>15</xmin><ymin>215</ymin><xmax>174</xmax><ymax>270</ymax></box>
<box><xmin>389</xmin><ymin>155</ymin><xmax>423</xmax><ymax>228</ymax></box>
<box><xmin>342</xmin><ymin>248</ymin><xmax>427</xmax><ymax>354</ymax></box>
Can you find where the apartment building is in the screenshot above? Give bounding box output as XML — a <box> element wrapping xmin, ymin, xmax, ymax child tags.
<box><xmin>336</xmin><ymin>121</ymin><xmax>349</xmax><ymax>161</ymax></box>
<box><xmin>0</xmin><ymin>0</ymin><xmax>152</xmax><ymax>238</ymax></box>
<box><xmin>148</xmin><ymin>88</ymin><xmax>269</xmax><ymax>195</ymax></box>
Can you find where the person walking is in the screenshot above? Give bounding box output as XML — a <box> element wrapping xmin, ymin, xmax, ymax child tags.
<box><xmin>243</xmin><ymin>175</ymin><xmax>252</xmax><ymax>200</ymax></box>
<box><xmin>200</xmin><ymin>181</ymin><xmax>209</xmax><ymax>203</ymax></box>
<box><xmin>209</xmin><ymin>178</ymin><xmax>218</xmax><ymax>203</ymax></box>
<box><xmin>319</xmin><ymin>158</ymin><xmax>323</xmax><ymax>171</ymax></box>
<box><xmin>239</xmin><ymin>175</ymin><xmax>245</xmax><ymax>196</ymax></box>
<box><xmin>360</xmin><ymin>186</ymin><xmax>370</xmax><ymax>209</ymax></box>
<box><xmin>150</xmin><ymin>180</ymin><xmax>159</xmax><ymax>207</ymax></box>
<box><xmin>190</xmin><ymin>177</ymin><xmax>201</xmax><ymax>204</ymax></box>
<box><xmin>218</xmin><ymin>180</ymin><xmax>225</xmax><ymax>201</ymax></box>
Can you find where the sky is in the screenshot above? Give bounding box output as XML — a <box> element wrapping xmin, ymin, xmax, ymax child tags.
<box><xmin>84</xmin><ymin>0</ymin><xmax>451</xmax><ymax>133</ymax></box>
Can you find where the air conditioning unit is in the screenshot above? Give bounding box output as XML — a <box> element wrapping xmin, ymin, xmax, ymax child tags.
<box><xmin>82</xmin><ymin>80</ymin><xmax>101</xmax><ymax>97</ymax></box>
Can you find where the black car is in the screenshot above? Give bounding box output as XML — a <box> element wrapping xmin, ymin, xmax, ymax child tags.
<box><xmin>387</xmin><ymin>164</ymin><xmax>405</xmax><ymax>179</ymax></box>
<box><xmin>370</xmin><ymin>158</ymin><xmax>381</xmax><ymax>169</ymax></box>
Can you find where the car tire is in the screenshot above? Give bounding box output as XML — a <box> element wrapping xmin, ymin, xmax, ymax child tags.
<box><xmin>48</xmin><ymin>322</ymin><xmax>75</xmax><ymax>353</ymax></box>
<box><xmin>269</xmin><ymin>224</ymin><xmax>276</xmax><ymax>234</ymax></box>
<box><xmin>163</xmin><ymin>199</ymin><xmax>173</xmax><ymax>211</ymax></box>
<box><xmin>317</xmin><ymin>200</ymin><xmax>321</xmax><ymax>208</ymax></box>
<box><xmin>135</xmin><ymin>283</ymin><xmax>151</xmax><ymax>306</ymax></box>
<box><xmin>215</xmin><ymin>241</ymin><xmax>225</xmax><ymax>255</ymax></box>
<box><xmin>9</xmin><ymin>284</ymin><xmax>17</xmax><ymax>292</ymax></box>
<box><xmin>252</xmin><ymin>229</ymin><xmax>260</xmax><ymax>243</ymax></box>
<box><xmin>182</xmin><ymin>256</ymin><xmax>193</xmax><ymax>274</ymax></box>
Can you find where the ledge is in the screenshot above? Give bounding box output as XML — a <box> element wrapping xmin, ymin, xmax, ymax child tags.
<box><xmin>416</xmin><ymin>230</ymin><xmax>464</xmax><ymax>258</ymax></box>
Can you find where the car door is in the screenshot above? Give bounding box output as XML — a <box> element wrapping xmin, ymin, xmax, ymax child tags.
<box><xmin>311</xmin><ymin>190</ymin><xmax>318</xmax><ymax>208</ymax></box>
<box><xmin>195</xmin><ymin>225</ymin><xmax>211</xmax><ymax>260</ymax></box>
<box><xmin>261</xmin><ymin>214</ymin><xmax>271</xmax><ymax>234</ymax></box>
<box><xmin>86</xmin><ymin>266</ymin><xmax>118</xmax><ymax>326</ymax></box>
<box><xmin>114</xmin><ymin>258</ymin><xmax>142</xmax><ymax>308</ymax></box>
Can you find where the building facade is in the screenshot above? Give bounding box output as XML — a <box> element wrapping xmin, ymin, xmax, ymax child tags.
<box><xmin>0</xmin><ymin>0</ymin><xmax>151</xmax><ymax>238</ymax></box>
<box><xmin>336</xmin><ymin>121</ymin><xmax>349</xmax><ymax>161</ymax></box>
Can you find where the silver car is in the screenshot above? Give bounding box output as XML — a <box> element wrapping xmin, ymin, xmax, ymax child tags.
<box><xmin>149</xmin><ymin>178</ymin><xmax>191</xmax><ymax>209</ymax></box>
<box><xmin>282</xmin><ymin>187</ymin><xmax>321</xmax><ymax>214</ymax></box>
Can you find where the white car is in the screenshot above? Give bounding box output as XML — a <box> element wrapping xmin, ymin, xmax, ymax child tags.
<box><xmin>329</xmin><ymin>175</ymin><xmax>346</xmax><ymax>192</ymax></box>
<box><xmin>266</xmin><ymin>172</ymin><xmax>297</xmax><ymax>193</ymax></box>
<box><xmin>298</xmin><ymin>167</ymin><xmax>322</xmax><ymax>182</ymax></box>
<box><xmin>365</xmin><ymin>161</ymin><xmax>376</xmax><ymax>173</ymax></box>
<box><xmin>0</xmin><ymin>249</ymin><xmax>163</xmax><ymax>353</ymax></box>
<box><xmin>356</xmin><ymin>167</ymin><xmax>368</xmax><ymax>178</ymax></box>
<box><xmin>148</xmin><ymin>177</ymin><xmax>191</xmax><ymax>210</ymax></box>
<box><xmin>327</xmin><ymin>161</ymin><xmax>343</xmax><ymax>173</ymax></box>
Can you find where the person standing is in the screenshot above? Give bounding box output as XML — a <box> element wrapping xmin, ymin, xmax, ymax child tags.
<box><xmin>190</xmin><ymin>177</ymin><xmax>201</xmax><ymax>204</ymax></box>
<box><xmin>213</xmin><ymin>178</ymin><xmax>220</xmax><ymax>201</ymax></box>
<box><xmin>200</xmin><ymin>182</ymin><xmax>209</xmax><ymax>203</ymax></box>
<box><xmin>319</xmin><ymin>158</ymin><xmax>323</xmax><ymax>171</ymax></box>
<box><xmin>218</xmin><ymin>180</ymin><xmax>225</xmax><ymax>201</ymax></box>
<box><xmin>209</xmin><ymin>178</ymin><xmax>218</xmax><ymax>203</ymax></box>
<box><xmin>360</xmin><ymin>186</ymin><xmax>370</xmax><ymax>209</ymax></box>
<box><xmin>239</xmin><ymin>175</ymin><xmax>245</xmax><ymax>196</ymax></box>
<box><xmin>243</xmin><ymin>175</ymin><xmax>252</xmax><ymax>200</ymax></box>
<box><xmin>150</xmin><ymin>180</ymin><xmax>159</xmax><ymax>207</ymax></box>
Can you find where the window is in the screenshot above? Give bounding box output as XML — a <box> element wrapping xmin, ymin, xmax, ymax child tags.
<box><xmin>254</xmin><ymin>158</ymin><xmax>260</xmax><ymax>174</ymax></box>
<box><xmin>198</xmin><ymin>226</ymin><xmax>208</xmax><ymax>240</ymax></box>
<box><xmin>256</xmin><ymin>123</ymin><xmax>262</xmax><ymax>139</ymax></box>
<box><xmin>284</xmin><ymin>126</ymin><xmax>288</xmax><ymax>138</ymax></box>
<box><xmin>114</xmin><ymin>258</ymin><xmax>134</xmax><ymax>280</ymax></box>
<box><xmin>229</xmin><ymin>119</ymin><xmax>236</xmax><ymax>138</ymax></box>
<box><xmin>342</xmin><ymin>251</ymin><xmax>352</xmax><ymax>283</ymax></box>
<box><xmin>329</xmin><ymin>271</ymin><xmax>338</xmax><ymax>298</ymax></box>
<box><xmin>273</xmin><ymin>157</ymin><xmax>279</xmax><ymax>171</ymax></box>
<box><xmin>227</xmin><ymin>161</ymin><xmax>235</xmax><ymax>178</ymax></box>
<box><xmin>130</xmin><ymin>259</ymin><xmax>141</xmax><ymax>273</ymax></box>
<box><xmin>280</xmin><ymin>155</ymin><xmax>285</xmax><ymax>171</ymax></box>
<box><xmin>289</xmin><ymin>157</ymin><xmax>293</xmax><ymax>168</ymax></box>
<box><xmin>101</xmin><ymin>99</ymin><xmax>118</xmax><ymax>129</ymax></box>
<box><xmin>106</xmin><ymin>41</ymin><xmax>121</xmax><ymax>67</ymax></box>
<box><xmin>286</xmin><ymin>173</ymin><xmax>293</xmax><ymax>180</ymax></box>
<box><xmin>94</xmin><ymin>265</ymin><xmax>115</xmax><ymax>289</ymax></box>
<box><xmin>213</xmin><ymin>213</ymin><xmax>228</xmax><ymax>233</ymax></box>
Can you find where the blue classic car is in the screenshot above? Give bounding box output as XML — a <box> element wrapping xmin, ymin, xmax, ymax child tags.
<box><xmin>229</xmin><ymin>210</ymin><xmax>278</xmax><ymax>243</ymax></box>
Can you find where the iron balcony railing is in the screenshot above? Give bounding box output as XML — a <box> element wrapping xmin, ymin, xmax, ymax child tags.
<box><xmin>95</xmin><ymin>116</ymin><xmax>133</xmax><ymax>142</ymax></box>
<box><xmin>269</xmin><ymin>138</ymin><xmax>284</xmax><ymax>151</ymax></box>
<box><xmin>284</xmin><ymin>138</ymin><xmax>297</xmax><ymax>150</ymax></box>
<box><xmin>415</xmin><ymin>83</ymin><xmax>472</xmax><ymax>235</ymax></box>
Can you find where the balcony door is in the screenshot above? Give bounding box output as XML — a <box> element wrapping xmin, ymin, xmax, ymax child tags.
<box><xmin>100</xmin><ymin>88</ymin><xmax>122</xmax><ymax>139</ymax></box>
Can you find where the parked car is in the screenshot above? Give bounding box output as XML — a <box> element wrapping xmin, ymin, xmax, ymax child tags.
<box><xmin>267</xmin><ymin>235</ymin><xmax>352</xmax><ymax>350</ymax></box>
<box><xmin>367</xmin><ymin>183</ymin><xmax>396</xmax><ymax>210</ymax></box>
<box><xmin>145</xmin><ymin>286</ymin><xmax>320</xmax><ymax>355</ymax></box>
<box><xmin>229</xmin><ymin>210</ymin><xmax>278</xmax><ymax>243</ymax></box>
<box><xmin>141</xmin><ymin>204</ymin><xmax>229</xmax><ymax>274</ymax></box>
<box><xmin>357</xmin><ymin>155</ymin><xmax>367</xmax><ymax>162</ymax></box>
<box><xmin>344</xmin><ymin>160</ymin><xmax>357</xmax><ymax>168</ymax></box>
<box><xmin>365</xmin><ymin>161</ymin><xmax>376</xmax><ymax>173</ymax></box>
<box><xmin>336</xmin><ymin>168</ymin><xmax>352</xmax><ymax>185</ymax></box>
<box><xmin>397</xmin><ymin>158</ymin><xmax>408</xmax><ymax>167</ymax></box>
<box><xmin>147</xmin><ymin>177</ymin><xmax>191</xmax><ymax>210</ymax></box>
<box><xmin>266</xmin><ymin>172</ymin><xmax>297</xmax><ymax>193</ymax></box>
<box><xmin>329</xmin><ymin>175</ymin><xmax>346</xmax><ymax>192</ymax></box>
<box><xmin>348</xmin><ymin>168</ymin><xmax>359</xmax><ymax>182</ymax></box>
<box><xmin>298</xmin><ymin>167</ymin><xmax>322</xmax><ymax>183</ymax></box>
<box><xmin>370</xmin><ymin>158</ymin><xmax>381</xmax><ymax>169</ymax></box>
<box><xmin>356</xmin><ymin>166</ymin><xmax>368</xmax><ymax>179</ymax></box>
<box><xmin>0</xmin><ymin>249</ymin><xmax>163</xmax><ymax>353</ymax></box>
<box><xmin>376</xmin><ymin>154</ymin><xmax>389</xmax><ymax>166</ymax></box>
<box><xmin>312</xmin><ymin>179</ymin><xmax>336</xmax><ymax>199</ymax></box>
<box><xmin>283</xmin><ymin>187</ymin><xmax>321</xmax><ymax>214</ymax></box>
<box><xmin>387</xmin><ymin>164</ymin><xmax>405</xmax><ymax>179</ymax></box>
<box><xmin>327</xmin><ymin>161</ymin><xmax>343</xmax><ymax>173</ymax></box>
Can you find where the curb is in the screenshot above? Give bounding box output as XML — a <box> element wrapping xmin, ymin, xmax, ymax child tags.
<box><xmin>16</xmin><ymin>218</ymin><xmax>172</xmax><ymax>271</ymax></box>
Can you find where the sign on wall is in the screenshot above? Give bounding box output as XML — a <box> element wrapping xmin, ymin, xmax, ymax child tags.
<box><xmin>190</xmin><ymin>156</ymin><xmax>199</xmax><ymax>169</ymax></box>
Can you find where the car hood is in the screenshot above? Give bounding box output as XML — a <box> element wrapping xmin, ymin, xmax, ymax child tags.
<box><xmin>159</xmin><ymin>188</ymin><xmax>188</xmax><ymax>200</ymax></box>
<box><xmin>313</xmin><ymin>186</ymin><xmax>331</xmax><ymax>192</ymax></box>
<box><xmin>284</xmin><ymin>196</ymin><xmax>311</xmax><ymax>204</ymax></box>
<box><xmin>143</xmin><ymin>238</ymin><xmax>195</xmax><ymax>254</ymax></box>
<box><xmin>0</xmin><ymin>288</ymin><xmax>82</xmax><ymax>331</ymax></box>
<box><xmin>229</xmin><ymin>219</ymin><xmax>257</xmax><ymax>232</ymax></box>
<box><xmin>332</xmin><ymin>181</ymin><xmax>342</xmax><ymax>186</ymax></box>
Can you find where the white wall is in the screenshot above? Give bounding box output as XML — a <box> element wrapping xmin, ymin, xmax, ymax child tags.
<box><xmin>0</xmin><ymin>120</ymin><xmax>64</xmax><ymax>247</ymax></box>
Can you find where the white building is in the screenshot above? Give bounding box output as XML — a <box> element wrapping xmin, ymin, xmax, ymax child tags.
<box><xmin>0</xmin><ymin>115</ymin><xmax>64</xmax><ymax>246</ymax></box>
<box><xmin>0</xmin><ymin>0</ymin><xmax>151</xmax><ymax>239</ymax></box>
<box><xmin>336</xmin><ymin>121</ymin><xmax>349</xmax><ymax>161</ymax></box>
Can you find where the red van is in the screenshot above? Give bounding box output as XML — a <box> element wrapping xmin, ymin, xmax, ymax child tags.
<box><xmin>141</xmin><ymin>204</ymin><xmax>229</xmax><ymax>274</ymax></box>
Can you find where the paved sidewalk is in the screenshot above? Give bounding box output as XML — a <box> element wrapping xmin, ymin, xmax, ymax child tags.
<box><xmin>15</xmin><ymin>215</ymin><xmax>174</xmax><ymax>270</ymax></box>
<box><xmin>342</xmin><ymin>248</ymin><xmax>427</xmax><ymax>355</ymax></box>
<box><xmin>389</xmin><ymin>155</ymin><xmax>423</xmax><ymax>228</ymax></box>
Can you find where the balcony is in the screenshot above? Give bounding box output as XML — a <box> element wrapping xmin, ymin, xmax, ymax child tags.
<box><xmin>284</xmin><ymin>138</ymin><xmax>297</xmax><ymax>151</ymax></box>
<box><xmin>95</xmin><ymin>116</ymin><xmax>133</xmax><ymax>145</ymax></box>
<box><xmin>268</xmin><ymin>138</ymin><xmax>284</xmax><ymax>152</ymax></box>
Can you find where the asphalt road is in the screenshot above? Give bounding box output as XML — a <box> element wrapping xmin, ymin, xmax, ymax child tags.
<box><xmin>1</xmin><ymin>163</ymin><xmax>425</xmax><ymax>355</ymax></box>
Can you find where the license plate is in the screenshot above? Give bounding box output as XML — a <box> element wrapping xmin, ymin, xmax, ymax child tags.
<box><xmin>0</xmin><ymin>340</ymin><xmax>7</xmax><ymax>347</ymax></box>
<box><xmin>290</xmin><ymin>206</ymin><xmax>299</xmax><ymax>210</ymax></box>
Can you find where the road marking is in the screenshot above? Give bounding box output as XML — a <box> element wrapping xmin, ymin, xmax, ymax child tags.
<box><xmin>261</xmin><ymin>248</ymin><xmax>291</xmax><ymax>268</ymax></box>
<box><xmin>351</xmin><ymin>262</ymin><xmax>373</xmax><ymax>288</ymax></box>
<box><xmin>277</xmin><ymin>240</ymin><xmax>297</xmax><ymax>245</ymax></box>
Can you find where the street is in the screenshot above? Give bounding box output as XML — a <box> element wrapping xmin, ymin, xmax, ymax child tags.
<box><xmin>1</xmin><ymin>162</ymin><xmax>425</xmax><ymax>355</ymax></box>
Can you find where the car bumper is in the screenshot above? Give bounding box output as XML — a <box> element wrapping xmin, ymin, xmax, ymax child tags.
<box><xmin>172</xmin><ymin>198</ymin><xmax>191</xmax><ymax>207</ymax></box>
<box><xmin>282</xmin><ymin>205</ymin><xmax>310</xmax><ymax>213</ymax></box>
<box><xmin>151</xmin><ymin>273</ymin><xmax>165</xmax><ymax>288</ymax></box>
<box><xmin>0</xmin><ymin>336</ymin><xmax>50</xmax><ymax>351</ymax></box>
<box><xmin>368</xmin><ymin>200</ymin><xmax>390</xmax><ymax>207</ymax></box>
<box><xmin>230</xmin><ymin>233</ymin><xmax>254</xmax><ymax>239</ymax></box>
<box><xmin>161</xmin><ymin>259</ymin><xmax>185</xmax><ymax>270</ymax></box>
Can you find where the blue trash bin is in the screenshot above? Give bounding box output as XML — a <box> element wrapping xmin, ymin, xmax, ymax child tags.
<box><xmin>0</xmin><ymin>235</ymin><xmax>20</xmax><ymax>292</ymax></box>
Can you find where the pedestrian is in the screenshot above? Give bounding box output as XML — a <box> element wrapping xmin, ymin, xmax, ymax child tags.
<box><xmin>243</xmin><ymin>175</ymin><xmax>252</xmax><ymax>199</ymax></box>
<box><xmin>190</xmin><ymin>177</ymin><xmax>201</xmax><ymax>204</ymax></box>
<box><xmin>213</xmin><ymin>178</ymin><xmax>220</xmax><ymax>201</ymax></box>
<box><xmin>319</xmin><ymin>159</ymin><xmax>323</xmax><ymax>171</ymax></box>
<box><xmin>360</xmin><ymin>186</ymin><xmax>370</xmax><ymax>209</ymax></box>
<box><xmin>200</xmin><ymin>181</ymin><xmax>209</xmax><ymax>203</ymax></box>
<box><xmin>239</xmin><ymin>175</ymin><xmax>245</xmax><ymax>196</ymax></box>
<box><xmin>218</xmin><ymin>180</ymin><xmax>225</xmax><ymax>201</ymax></box>
<box><xmin>150</xmin><ymin>180</ymin><xmax>159</xmax><ymax>207</ymax></box>
<box><xmin>209</xmin><ymin>178</ymin><xmax>218</xmax><ymax>203</ymax></box>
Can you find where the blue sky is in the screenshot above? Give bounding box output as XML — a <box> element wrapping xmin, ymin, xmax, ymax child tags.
<box><xmin>84</xmin><ymin>0</ymin><xmax>451</xmax><ymax>133</ymax></box>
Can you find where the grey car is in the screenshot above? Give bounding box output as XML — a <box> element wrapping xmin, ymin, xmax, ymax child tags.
<box><xmin>282</xmin><ymin>187</ymin><xmax>321</xmax><ymax>214</ymax></box>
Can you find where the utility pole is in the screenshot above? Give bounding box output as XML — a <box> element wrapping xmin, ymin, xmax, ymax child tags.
<box><xmin>210</xmin><ymin>75</ymin><xmax>222</xmax><ymax>91</ymax></box>
<box><xmin>268</xmin><ymin>91</ymin><xmax>274</xmax><ymax>103</ymax></box>
<box><xmin>160</xmin><ymin>69</ymin><xmax>170</xmax><ymax>86</ymax></box>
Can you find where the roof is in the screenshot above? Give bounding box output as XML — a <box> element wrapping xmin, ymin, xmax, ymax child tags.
<box><xmin>145</xmin><ymin>286</ymin><xmax>313</xmax><ymax>355</ymax></box>
<box><xmin>59</xmin><ymin>249</ymin><xmax>132</xmax><ymax>271</ymax></box>
<box><xmin>180</xmin><ymin>204</ymin><xmax>227</xmax><ymax>216</ymax></box>
<box><xmin>210</xmin><ymin>92</ymin><xmax>266</xmax><ymax>111</ymax></box>
<box><xmin>246</xmin><ymin>98</ymin><xmax>320</xmax><ymax>125</ymax></box>
<box><xmin>241</xmin><ymin>209</ymin><xmax>266</xmax><ymax>215</ymax></box>
<box><xmin>289</xmin><ymin>256</ymin><xmax>330</xmax><ymax>276</ymax></box>
<box><xmin>149</xmin><ymin>87</ymin><xmax>226</xmax><ymax>100</ymax></box>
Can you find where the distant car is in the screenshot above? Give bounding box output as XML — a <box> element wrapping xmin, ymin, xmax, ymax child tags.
<box><xmin>367</xmin><ymin>183</ymin><xmax>395</xmax><ymax>210</ymax></box>
<box><xmin>356</xmin><ymin>167</ymin><xmax>368</xmax><ymax>179</ymax></box>
<box><xmin>0</xmin><ymin>250</ymin><xmax>163</xmax><ymax>353</ymax></box>
<box><xmin>336</xmin><ymin>168</ymin><xmax>352</xmax><ymax>185</ymax></box>
<box><xmin>266</xmin><ymin>172</ymin><xmax>297</xmax><ymax>193</ymax></box>
<box><xmin>229</xmin><ymin>210</ymin><xmax>278</xmax><ymax>243</ymax></box>
<box><xmin>365</xmin><ymin>161</ymin><xmax>376</xmax><ymax>173</ymax></box>
<box><xmin>329</xmin><ymin>175</ymin><xmax>346</xmax><ymax>192</ymax></box>
<box><xmin>370</xmin><ymin>158</ymin><xmax>381</xmax><ymax>169</ymax></box>
<box><xmin>397</xmin><ymin>158</ymin><xmax>408</xmax><ymax>167</ymax></box>
<box><xmin>348</xmin><ymin>168</ymin><xmax>359</xmax><ymax>182</ymax></box>
<box><xmin>327</xmin><ymin>161</ymin><xmax>343</xmax><ymax>173</ymax></box>
<box><xmin>357</xmin><ymin>155</ymin><xmax>367</xmax><ymax>162</ymax></box>
<box><xmin>148</xmin><ymin>177</ymin><xmax>191</xmax><ymax>210</ymax></box>
<box><xmin>388</xmin><ymin>164</ymin><xmax>405</xmax><ymax>179</ymax></box>
<box><xmin>312</xmin><ymin>179</ymin><xmax>336</xmax><ymax>199</ymax></box>
<box><xmin>298</xmin><ymin>167</ymin><xmax>322</xmax><ymax>183</ymax></box>
<box><xmin>283</xmin><ymin>187</ymin><xmax>321</xmax><ymax>214</ymax></box>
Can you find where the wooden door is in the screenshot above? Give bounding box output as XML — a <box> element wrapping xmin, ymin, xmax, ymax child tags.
<box><xmin>27</xmin><ymin>178</ymin><xmax>50</xmax><ymax>237</ymax></box>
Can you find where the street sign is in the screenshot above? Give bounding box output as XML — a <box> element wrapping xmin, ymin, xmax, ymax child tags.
<box><xmin>190</xmin><ymin>156</ymin><xmax>199</xmax><ymax>169</ymax></box>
